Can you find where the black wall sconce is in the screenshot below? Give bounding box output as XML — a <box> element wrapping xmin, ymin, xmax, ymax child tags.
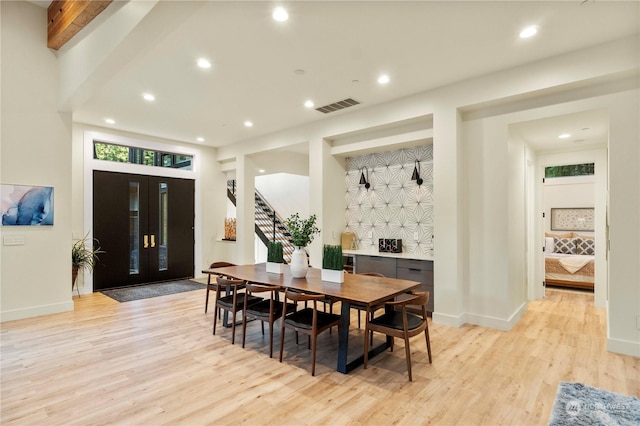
<box><xmin>359</xmin><ymin>166</ymin><xmax>370</xmax><ymax>189</ymax></box>
<box><xmin>411</xmin><ymin>160</ymin><xmax>423</xmax><ymax>186</ymax></box>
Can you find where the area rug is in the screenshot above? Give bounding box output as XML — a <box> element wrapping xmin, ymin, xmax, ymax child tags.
<box><xmin>549</xmin><ymin>382</ymin><xmax>640</xmax><ymax>425</ymax></box>
<box><xmin>101</xmin><ymin>279</ymin><xmax>205</xmax><ymax>303</ymax></box>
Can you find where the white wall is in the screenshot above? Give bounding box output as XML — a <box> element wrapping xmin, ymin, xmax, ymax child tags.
<box><xmin>1</xmin><ymin>2</ymin><xmax>74</xmax><ymax>320</ymax></box>
<box><xmin>255</xmin><ymin>173</ymin><xmax>310</xmax><ymax>221</ymax></box>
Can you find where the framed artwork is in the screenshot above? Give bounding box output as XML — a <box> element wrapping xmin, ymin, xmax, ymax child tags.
<box><xmin>1</xmin><ymin>184</ymin><xmax>54</xmax><ymax>226</ymax></box>
<box><xmin>550</xmin><ymin>207</ymin><xmax>594</xmax><ymax>232</ymax></box>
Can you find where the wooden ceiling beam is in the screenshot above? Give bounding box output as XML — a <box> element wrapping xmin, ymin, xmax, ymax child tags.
<box><xmin>47</xmin><ymin>0</ymin><xmax>112</xmax><ymax>50</ymax></box>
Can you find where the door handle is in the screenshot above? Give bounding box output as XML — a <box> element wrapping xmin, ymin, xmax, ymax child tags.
<box><xmin>150</xmin><ymin>234</ymin><xmax>156</xmax><ymax>248</ymax></box>
<box><xmin>144</xmin><ymin>235</ymin><xmax>149</xmax><ymax>249</ymax></box>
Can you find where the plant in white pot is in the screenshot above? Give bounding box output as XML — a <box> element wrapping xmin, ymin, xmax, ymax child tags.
<box><xmin>322</xmin><ymin>244</ymin><xmax>344</xmax><ymax>283</ymax></box>
<box><xmin>266</xmin><ymin>241</ymin><xmax>285</xmax><ymax>274</ymax></box>
<box><xmin>284</xmin><ymin>213</ymin><xmax>320</xmax><ymax>278</ymax></box>
<box><xmin>72</xmin><ymin>233</ymin><xmax>103</xmax><ymax>297</ymax></box>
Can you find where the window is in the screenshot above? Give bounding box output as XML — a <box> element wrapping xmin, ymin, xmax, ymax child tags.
<box><xmin>93</xmin><ymin>141</ymin><xmax>192</xmax><ymax>170</ymax></box>
<box><xmin>545</xmin><ymin>163</ymin><xmax>594</xmax><ymax>178</ymax></box>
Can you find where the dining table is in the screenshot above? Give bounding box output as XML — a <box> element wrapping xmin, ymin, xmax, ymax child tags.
<box><xmin>202</xmin><ymin>263</ymin><xmax>421</xmax><ymax>374</ymax></box>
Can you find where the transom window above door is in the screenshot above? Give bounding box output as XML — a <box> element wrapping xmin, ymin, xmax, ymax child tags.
<box><xmin>93</xmin><ymin>141</ymin><xmax>193</xmax><ymax>170</ymax></box>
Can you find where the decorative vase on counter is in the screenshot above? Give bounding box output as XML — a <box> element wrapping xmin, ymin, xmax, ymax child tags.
<box><xmin>290</xmin><ymin>246</ymin><xmax>309</xmax><ymax>278</ymax></box>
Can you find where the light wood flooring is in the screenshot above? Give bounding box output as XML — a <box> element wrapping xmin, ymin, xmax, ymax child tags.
<box><xmin>1</xmin><ymin>287</ymin><xmax>638</xmax><ymax>425</ymax></box>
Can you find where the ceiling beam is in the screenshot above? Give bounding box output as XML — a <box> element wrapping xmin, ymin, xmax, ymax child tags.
<box><xmin>47</xmin><ymin>0</ymin><xmax>112</xmax><ymax>50</ymax></box>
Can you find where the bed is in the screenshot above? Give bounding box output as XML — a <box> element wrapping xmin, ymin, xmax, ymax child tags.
<box><xmin>544</xmin><ymin>234</ymin><xmax>595</xmax><ymax>290</ymax></box>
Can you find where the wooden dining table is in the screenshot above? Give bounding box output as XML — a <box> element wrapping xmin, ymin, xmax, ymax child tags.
<box><xmin>202</xmin><ymin>263</ymin><xmax>421</xmax><ymax>374</ymax></box>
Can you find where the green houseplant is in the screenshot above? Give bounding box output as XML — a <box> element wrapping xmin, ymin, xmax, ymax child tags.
<box><xmin>321</xmin><ymin>244</ymin><xmax>344</xmax><ymax>283</ymax></box>
<box><xmin>266</xmin><ymin>241</ymin><xmax>285</xmax><ymax>274</ymax></box>
<box><xmin>284</xmin><ymin>213</ymin><xmax>320</xmax><ymax>278</ymax></box>
<box><xmin>72</xmin><ymin>233</ymin><xmax>103</xmax><ymax>295</ymax></box>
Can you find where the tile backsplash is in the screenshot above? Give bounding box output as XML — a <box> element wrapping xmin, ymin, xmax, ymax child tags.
<box><xmin>345</xmin><ymin>144</ymin><xmax>433</xmax><ymax>254</ymax></box>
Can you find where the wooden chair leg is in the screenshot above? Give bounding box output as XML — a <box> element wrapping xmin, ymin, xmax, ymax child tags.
<box><xmin>425</xmin><ymin>323</ymin><xmax>432</xmax><ymax>363</ymax></box>
<box><xmin>261</xmin><ymin>322</ymin><xmax>265</xmax><ymax>336</ymax></box>
<box><xmin>279</xmin><ymin>325</ymin><xmax>286</xmax><ymax>362</ymax></box>
<box><xmin>269</xmin><ymin>320</ymin><xmax>275</xmax><ymax>358</ymax></box>
<box><xmin>404</xmin><ymin>335</ymin><xmax>413</xmax><ymax>382</ymax></box>
<box><xmin>241</xmin><ymin>312</ymin><xmax>248</xmax><ymax>348</ymax></box>
<box><xmin>363</xmin><ymin>322</ymin><xmax>370</xmax><ymax>369</ymax></box>
<box><xmin>231</xmin><ymin>309</ymin><xmax>237</xmax><ymax>344</ymax></box>
<box><xmin>205</xmin><ymin>288</ymin><xmax>210</xmax><ymax>313</ymax></box>
<box><xmin>311</xmin><ymin>333</ymin><xmax>317</xmax><ymax>376</ymax></box>
<box><xmin>212</xmin><ymin>304</ymin><xmax>218</xmax><ymax>335</ymax></box>
<box><xmin>357</xmin><ymin>310</ymin><xmax>361</xmax><ymax>328</ymax></box>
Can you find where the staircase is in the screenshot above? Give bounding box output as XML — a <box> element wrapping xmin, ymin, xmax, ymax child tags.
<box><xmin>227</xmin><ymin>180</ymin><xmax>295</xmax><ymax>263</ymax></box>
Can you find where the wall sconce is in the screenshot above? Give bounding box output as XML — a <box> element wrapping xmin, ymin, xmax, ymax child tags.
<box><xmin>411</xmin><ymin>160</ymin><xmax>423</xmax><ymax>186</ymax></box>
<box><xmin>359</xmin><ymin>166</ymin><xmax>370</xmax><ymax>189</ymax></box>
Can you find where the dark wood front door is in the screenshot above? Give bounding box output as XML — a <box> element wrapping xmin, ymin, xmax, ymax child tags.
<box><xmin>93</xmin><ymin>171</ymin><xmax>194</xmax><ymax>291</ymax></box>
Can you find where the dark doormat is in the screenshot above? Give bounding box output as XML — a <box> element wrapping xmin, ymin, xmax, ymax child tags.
<box><xmin>101</xmin><ymin>279</ymin><xmax>205</xmax><ymax>303</ymax></box>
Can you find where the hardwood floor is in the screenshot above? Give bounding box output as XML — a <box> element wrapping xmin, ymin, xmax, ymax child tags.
<box><xmin>1</xmin><ymin>288</ymin><xmax>638</xmax><ymax>425</ymax></box>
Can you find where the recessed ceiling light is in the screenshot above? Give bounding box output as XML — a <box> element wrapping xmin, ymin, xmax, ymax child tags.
<box><xmin>519</xmin><ymin>25</ymin><xmax>538</xmax><ymax>39</ymax></box>
<box><xmin>197</xmin><ymin>58</ymin><xmax>211</xmax><ymax>69</ymax></box>
<box><xmin>244</xmin><ymin>121</ymin><xmax>253</xmax><ymax>127</ymax></box>
<box><xmin>196</xmin><ymin>137</ymin><xmax>204</xmax><ymax>142</ymax></box>
<box><xmin>304</xmin><ymin>100</ymin><xmax>314</xmax><ymax>108</ymax></box>
<box><xmin>559</xmin><ymin>133</ymin><xmax>571</xmax><ymax>139</ymax></box>
<box><xmin>142</xmin><ymin>93</ymin><xmax>155</xmax><ymax>101</ymax></box>
<box><xmin>272</xmin><ymin>7</ymin><xmax>288</xmax><ymax>22</ymax></box>
<box><xmin>377</xmin><ymin>74</ymin><xmax>390</xmax><ymax>84</ymax></box>
<box><xmin>104</xmin><ymin>118</ymin><xmax>115</xmax><ymax>124</ymax></box>
<box><xmin>258</xmin><ymin>169</ymin><xmax>266</xmax><ymax>173</ymax></box>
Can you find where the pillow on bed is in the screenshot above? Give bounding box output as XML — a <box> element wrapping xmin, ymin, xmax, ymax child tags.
<box><xmin>545</xmin><ymin>237</ymin><xmax>555</xmax><ymax>253</ymax></box>
<box><xmin>554</xmin><ymin>237</ymin><xmax>576</xmax><ymax>254</ymax></box>
<box><xmin>575</xmin><ymin>237</ymin><xmax>595</xmax><ymax>255</ymax></box>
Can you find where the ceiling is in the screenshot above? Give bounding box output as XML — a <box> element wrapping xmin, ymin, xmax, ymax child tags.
<box><xmin>44</xmin><ymin>1</ymin><xmax>639</xmax><ymax>152</ymax></box>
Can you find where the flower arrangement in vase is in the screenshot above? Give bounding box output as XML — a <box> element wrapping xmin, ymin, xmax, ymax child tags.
<box><xmin>321</xmin><ymin>244</ymin><xmax>344</xmax><ymax>283</ymax></box>
<box><xmin>266</xmin><ymin>241</ymin><xmax>284</xmax><ymax>274</ymax></box>
<box><xmin>284</xmin><ymin>213</ymin><xmax>320</xmax><ymax>278</ymax></box>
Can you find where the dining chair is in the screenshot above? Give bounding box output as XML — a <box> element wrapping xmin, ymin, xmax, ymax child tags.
<box><xmin>212</xmin><ymin>277</ymin><xmax>262</xmax><ymax>344</ymax></box>
<box><xmin>279</xmin><ymin>289</ymin><xmax>341</xmax><ymax>376</ymax></box>
<box><xmin>363</xmin><ymin>291</ymin><xmax>432</xmax><ymax>381</ymax></box>
<box><xmin>241</xmin><ymin>283</ymin><xmax>296</xmax><ymax>358</ymax></box>
<box><xmin>204</xmin><ymin>261</ymin><xmax>236</xmax><ymax>313</ymax></box>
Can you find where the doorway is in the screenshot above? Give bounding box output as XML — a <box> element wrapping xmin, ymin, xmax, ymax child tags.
<box><xmin>93</xmin><ymin>170</ymin><xmax>195</xmax><ymax>290</ymax></box>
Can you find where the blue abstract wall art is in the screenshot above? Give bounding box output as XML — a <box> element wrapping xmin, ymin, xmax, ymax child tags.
<box><xmin>1</xmin><ymin>184</ymin><xmax>54</xmax><ymax>226</ymax></box>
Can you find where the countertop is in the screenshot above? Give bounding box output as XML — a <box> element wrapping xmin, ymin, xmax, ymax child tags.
<box><xmin>343</xmin><ymin>249</ymin><xmax>434</xmax><ymax>261</ymax></box>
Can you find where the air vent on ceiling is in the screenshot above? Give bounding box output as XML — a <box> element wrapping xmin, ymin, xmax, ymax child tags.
<box><xmin>315</xmin><ymin>98</ymin><xmax>360</xmax><ymax>114</ymax></box>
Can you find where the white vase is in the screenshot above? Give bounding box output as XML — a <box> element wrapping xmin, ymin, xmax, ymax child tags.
<box><xmin>290</xmin><ymin>246</ymin><xmax>308</xmax><ymax>278</ymax></box>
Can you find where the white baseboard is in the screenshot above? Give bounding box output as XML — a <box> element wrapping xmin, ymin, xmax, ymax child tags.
<box><xmin>432</xmin><ymin>311</ymin><xmax>466</xmax><ymax>328</ymax></box>
<box><xmin>433</xmin><ymin>302</ymin><xmax>528</xmax><ymax>331</ymax></box>
<box><xmin>607</xmin><ymin>337</ymin><xmax>640</xmax><ymax>358</ymax></box>
<box><xmin>1</xmin><ymin>300</ymin><xmax>74</xmax><ymax>322</ymax></box>
<box><xmin>465</xmin><ymin>302</ymin><xmax>528</xmax><ymax>331</ymax></box>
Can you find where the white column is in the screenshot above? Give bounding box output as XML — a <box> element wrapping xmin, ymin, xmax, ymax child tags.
<box><xmin>235</xmin><ymin>155</ymin><xmax>256</xmax><ymax>264</ymax></box>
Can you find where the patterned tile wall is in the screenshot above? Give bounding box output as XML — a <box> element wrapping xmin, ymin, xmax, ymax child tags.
<box><xmin>345</xmin><ymin>145</ymin><xmax>434</xmax><ymax>254</ymax></box>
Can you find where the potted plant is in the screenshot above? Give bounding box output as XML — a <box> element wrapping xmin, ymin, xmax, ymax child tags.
<box><xmin>284</xmin><ymin>213</ymin><xmax>320</xmax><ymax>278</ymax></box>
<box><xmin>266</xmin><ymin>241</ymin><xmax>285</xmax><ymax>274</ymax></box>
<box><xmin>72</xmin><ymin>233</ymin><xmax>103</xmax><ymax>296</ymax></box>
<box><xmin>322</xmin><ymin>244</ymin><xmax>344</xmax><ymax>283</ymax></box>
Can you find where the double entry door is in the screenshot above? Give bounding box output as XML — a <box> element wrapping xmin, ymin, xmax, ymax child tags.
<box><xmin>93</xmin><ymin>171</ymin><xmax>195</xmax><ymax>291</ymax></box>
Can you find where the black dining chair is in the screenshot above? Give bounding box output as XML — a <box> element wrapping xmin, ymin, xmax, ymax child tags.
<box><xmin>204</xmin><ymin>261</ymin><xmax>236</xmax><ymax>314</ymax></box>
<box><xmin>363</xmin><ymin>290</ymin><xmax>432</xmax><ymax>381</ymax></box>
<box><xmin>212</xmin><ymin>277</ymin><xmax>262</xmax><ymax>344</ymax></box>
<box><xmin>279</xmin><ymin>289</ymin><xmax>341</xmax><ymax>376</ymax></box>
<box><xmin>241</xmin><ymin>283</ymin><xmax>296</xmax><ymax>358</ymax></box>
